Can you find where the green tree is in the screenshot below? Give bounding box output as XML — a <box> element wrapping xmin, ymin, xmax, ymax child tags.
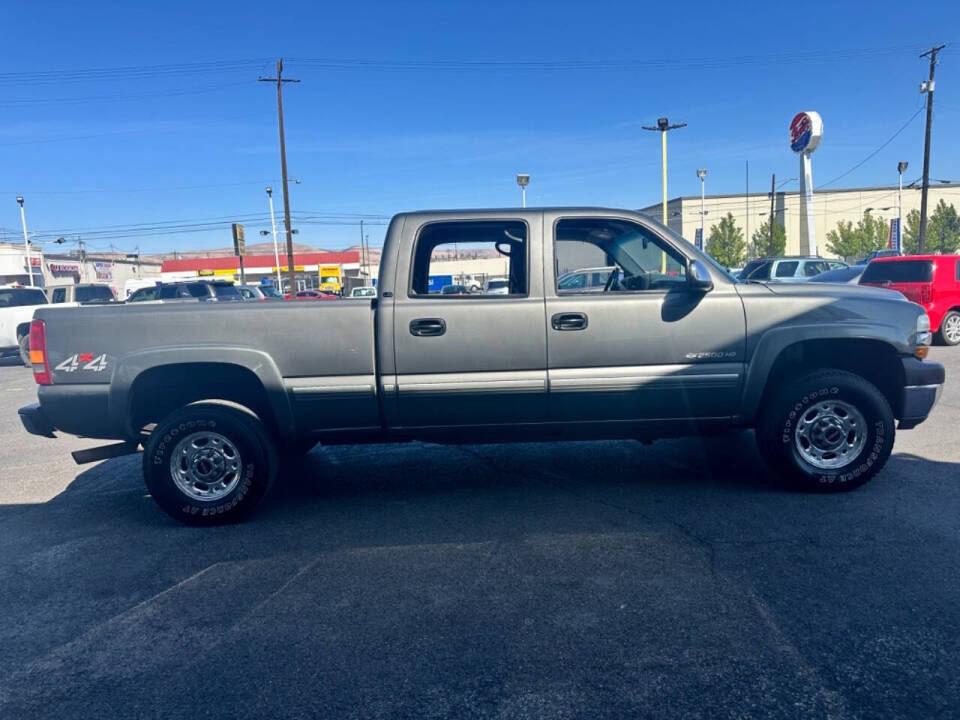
<box><xmin>825</xmin><ymin>214</ymin><xmax>888</xmax><ymax>261</ymax></box>
<box><xmin>903</xmin><ymin>200</ymin><xmax>960</xmax><ymax>255</ymax></box>
<box><xmin>750</xmin><ymin>219</ymin><xmax>787</xmax><ymax>259</ymax></box>
<box><xmin>902</xmin><ymin>209</ymin><xmax>921</xmax><ymax>254</ymax></box>
<box><xmin>706</xmin><ymin>213</ymin><xmax>746</xmax><ymax>268</ymax></box>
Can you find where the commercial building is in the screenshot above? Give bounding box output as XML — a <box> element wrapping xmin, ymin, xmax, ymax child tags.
<box><xmin>160</xmin><ymin>250</ymin><xmax>367</xmax><ymax>294</ymax></box>
<box><xmin>0</xmin><ymin>243</ymin><xmax>161</xmax><ymax>296</ymax></box>
<box><xmin>641</xmin><ymin>184</ymin><xmax>960</xmax><ymax>258</ymax></box>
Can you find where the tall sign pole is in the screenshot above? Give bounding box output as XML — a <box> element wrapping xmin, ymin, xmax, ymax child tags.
<box><xmin>918</xmin><ymin>44</ymin><xmax>945</xmax><ymax>253</ymax></box>
<box><xmin>789</xmin><ymin>111</ymin><xmax>823</xmax><ymax>256</ymax></box>
<box><xmin>260</xmin><ymin>59</ymin><xmax>300</xmax><ymax>293</ymax></box>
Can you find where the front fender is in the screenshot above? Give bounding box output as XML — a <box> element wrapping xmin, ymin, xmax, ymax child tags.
<box><xmin>738</xmin><ymin>322</ymin><xmax>910</xmax><ymax>422</ymax></box>
<box><xmin>108</xmin><ymin>346</ymin><xmax>295</xmax><ymax>439</ymax></box>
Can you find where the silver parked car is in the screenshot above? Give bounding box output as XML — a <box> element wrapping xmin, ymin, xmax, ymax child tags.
<box><xmin>557</xmin><ymin>266</ymin><xmax>617</xmax><ymax>293</ymax></box>
<box><xmin>741</xmin><ymin>257</ymin><xmax>846</xmax><ymax>282</ymax></box>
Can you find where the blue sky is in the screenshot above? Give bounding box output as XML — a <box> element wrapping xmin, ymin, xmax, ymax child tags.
<box><xmin>2</xmin><ymin>0</ymin><xmax>959</xmax><ymax>254</ymax></box>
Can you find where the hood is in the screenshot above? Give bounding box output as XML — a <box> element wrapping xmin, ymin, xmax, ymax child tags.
<box><xmin>759</xmin><ymin>281</ymin><xmax>905</xmax><ymax>302</ymax></box>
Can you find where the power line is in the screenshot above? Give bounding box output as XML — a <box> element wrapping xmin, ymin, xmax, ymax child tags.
<box><xmin>815</xmin><ymin>108</ymin><xmax>924</xmax><ymax>189</ymax></box>
<box><xmin>288</xmin><ymin>44</ymin><xmax>938</xmax><ymax>72</ymax></box>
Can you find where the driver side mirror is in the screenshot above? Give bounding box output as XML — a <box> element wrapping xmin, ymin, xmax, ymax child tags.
<box><xmin>686</xmin><ymin>260</ymin><xmax>714</xmax><ymax>292</ymax></box>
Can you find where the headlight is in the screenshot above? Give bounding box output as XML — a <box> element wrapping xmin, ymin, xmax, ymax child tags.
<box><xmin>914</xmin><ymin>313</ymin><xmax>932</xmax><ymax>358</ymax></box>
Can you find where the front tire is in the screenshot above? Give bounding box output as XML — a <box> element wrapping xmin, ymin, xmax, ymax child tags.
<box><xmin>756</xmin><ymin>370</ymin><xmax>894</xmax><ymax>492</ymax></box>
<box><xmin>18</xmin><ymin>334</ymin><xmax>30</xmax><ymax>367</ymax></box>
<box><xmin>937</xmin><ymin>310</ymin><xmax>960</xmax><ymax>346</ymax></box>
<box><xmin>143</xmin><ymin>404</ymin><xmax>276</xmax><ymax>525</ymax></box>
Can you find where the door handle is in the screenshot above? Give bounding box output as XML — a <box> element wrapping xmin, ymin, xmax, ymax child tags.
<box><xmin>410</xmin><ymin>318</ymin><xmax>446</xmax><ymax>337</ymax></box>
<box><xmin>551</xmin><ymin>312</ymin><xmax>588</xmax><ymax>331</ymax></box>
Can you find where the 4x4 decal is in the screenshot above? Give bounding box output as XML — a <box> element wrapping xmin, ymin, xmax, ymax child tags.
<box><xmin>55</xmin><ymin>354</ymin><xmax>109</xmax><ymax>373</ymax></box>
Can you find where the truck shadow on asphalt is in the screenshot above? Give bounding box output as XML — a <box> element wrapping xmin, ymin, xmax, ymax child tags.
<box><xmin>1</xmin><ymin>433</ymin><xmax>950</xmax><ymax>538</ymax></box>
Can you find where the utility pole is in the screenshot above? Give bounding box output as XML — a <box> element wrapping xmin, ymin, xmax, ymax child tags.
<box><xmin>260</xmin><ymin>59</ymin><xmax>300</xmax><ymax>293</ymax></box>
<box><xmin>642</xmin><ymin>118</ymin><xmax>686</xmax><ymax>227</ymax></box>
<box><xmin>359</xmin><ymin>219</ymin><xmax>367</xmax><ymax>277</ymax></box>
<box><xmin>768</xmin><ymin>173</ymin><xmax>776</xmax><ymax>251</ymax></box>
<box><xmin>918</xmin><ymin>44</ymin><xmax>945</xmax><ymax>253</ymax></box>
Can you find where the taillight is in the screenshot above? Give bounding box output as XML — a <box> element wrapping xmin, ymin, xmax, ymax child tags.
<box><xmin>29</xmin><ymin>319</ymin><xmax>52</xmax><ymax>385</ymax></box>
<box><xmin>920</xmin><ymin>283</ymin><xmax>932</xmax><ymax>303</ymax></box>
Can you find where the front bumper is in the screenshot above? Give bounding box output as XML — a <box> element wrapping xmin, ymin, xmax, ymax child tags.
<box><xmin>898</xmin><ymin>357</ymin><xmax>946</xmax><ymax>429</ymax></box>
<box><xmin>18</xmin><ymin>403</ymin><xmax>57</xmax><ymax>438</ymax></box>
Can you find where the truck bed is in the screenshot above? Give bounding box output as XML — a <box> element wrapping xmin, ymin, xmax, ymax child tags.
<box><xmin>34</xmin><ymin>300</ymin><xmax>378</xmax><ymax>440</ymax></box>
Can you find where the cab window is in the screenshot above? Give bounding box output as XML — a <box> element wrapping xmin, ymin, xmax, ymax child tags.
<box><xmin>775</xmin><ymin>261</ymin><xmax>798</xmax><ymax>278</ymax></box>
<box><xmin>555</xmin><ymin>218</ymin><xmax>685</xmax><ymax>294</ymax></box>
<box><xmin>410</xmin><ymin>220</ymin><xmax>528</xmax><ymax>297</ymax></box>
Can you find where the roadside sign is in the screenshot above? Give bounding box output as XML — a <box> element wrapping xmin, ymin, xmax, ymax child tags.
<box><xmin>789</xmin><ymin>111</ymin><xmax>823</xmax><ymax>154</ymax></box>
<box><xmin>232</xmin><ymin>223</ymin><xmax>246</xmax><ymax>256</ymax></box>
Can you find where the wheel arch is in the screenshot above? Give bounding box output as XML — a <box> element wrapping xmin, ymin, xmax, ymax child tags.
<box><xmin>110</xmin><ymin>347</ymin><xmax>294</xmax><ymax>440</ymax></box>
<box><xmin>741</xmin><ymin>328</ymin><xmax>907</xmax><ymax>423</ymax></box>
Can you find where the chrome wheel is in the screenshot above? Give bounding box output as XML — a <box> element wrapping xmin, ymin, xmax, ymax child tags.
<box><xmin>794</xmin><ymin>399</ymin><xmax>867</xmax><ymax>470</ymax></box>
<box><xmin>169</xmin><ymin>431</ymin><xmax>243</xmax><ymax>502</ymax></box>
<box><xmin>943</xmin><ymin>314</ymin><xmax>960</xmax><ymax>344</ymax></box>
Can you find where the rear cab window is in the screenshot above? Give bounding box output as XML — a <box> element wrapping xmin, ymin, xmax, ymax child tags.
<box><xmin>861</xmin><ymin>261</ymin><xmax>934</xmax><ymax>284</ymax></box>
<box><xmin>410</xmin><ymin>220</ymin><xmax>528</xmax><ymax>297</ymax></box>
<box><xmin>0</xmin><ymin>288</ymin><xmax>48</xmax><ymax>307</ymax></box>
<box><xmin>75</xmin><ymin>286</ymin><xmax>115</xmax><ymax>303</ymax></box>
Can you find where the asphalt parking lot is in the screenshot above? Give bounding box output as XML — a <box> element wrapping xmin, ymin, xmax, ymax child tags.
<box><xmin>0</xmin><ymin>351</ymin><xmax>958</xmax><ymax>720</ymax></box>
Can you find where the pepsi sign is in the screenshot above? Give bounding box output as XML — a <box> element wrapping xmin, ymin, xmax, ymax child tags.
<box><xmin>789</xmin><ymin>111</ymin><xmax>823</xmax><ymax>153</ymax></box>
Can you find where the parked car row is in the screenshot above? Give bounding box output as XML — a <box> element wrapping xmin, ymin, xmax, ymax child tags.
<box><xmin>733</xmin><ymin>253</ymin><xmax>960</xmax><ymax>346</ymax></box>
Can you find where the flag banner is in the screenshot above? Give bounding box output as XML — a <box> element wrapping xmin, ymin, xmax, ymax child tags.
<box><xmin>694</xmin><ymin>227</ymin><xmax>703</xmax><ymax>251</ymax></box>
<box><xmin>889</xmin><ymin>218</ymin><xmax>901</xmax><ymax>253</ymax></box>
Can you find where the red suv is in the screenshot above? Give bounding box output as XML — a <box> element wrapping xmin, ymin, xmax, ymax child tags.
<box><xmin>860</xmin><ymin>255</ymin><xmax>960</xmax><ymax>345</ymax></box>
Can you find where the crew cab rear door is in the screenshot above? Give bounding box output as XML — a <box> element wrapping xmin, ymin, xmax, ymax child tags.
<box><xmin>388</xmin><ymin>213</ymin><xmax>547</xmax><ymax>429</ymax></box>
<box><xmin>543</xmin><ymin>211</ymin><xmax>746</xmax><ymax>424</ymax></box>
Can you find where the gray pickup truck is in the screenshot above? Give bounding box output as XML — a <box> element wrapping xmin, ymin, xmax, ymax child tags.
<box><xmin>19</xmin><ymin>208</ymin><xmax>945</xmax><ymax>524</ymax></box>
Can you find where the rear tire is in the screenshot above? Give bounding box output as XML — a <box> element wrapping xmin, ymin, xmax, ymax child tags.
<box><xmin>18</xmin><ymin>334</ymin><xmax>30</xmax><ymax>367</ymax></box>
<box><xmin>756</xmin><ymin>370</ymin><xmax>894</xmax><ymax>492</ymax></box>
<box><xmin>936</xmin><ymin>310</ymin><xmax>960</xmax><ymax>346</ymax></box>
<box><xmin>143</xmin><ymin>403</ymin><xmax>276</xmax><ymax>525</ymax></box>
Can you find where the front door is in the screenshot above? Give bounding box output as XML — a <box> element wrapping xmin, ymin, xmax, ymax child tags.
<box><xmin>391</xmin><ymin>215</ymin><xmax>548</xmax><ymax>429</ymax></box>
<box><xmin>543</xmin><ymin>212</ymin><xmax>746</xmax><ymax>424</ymax></box>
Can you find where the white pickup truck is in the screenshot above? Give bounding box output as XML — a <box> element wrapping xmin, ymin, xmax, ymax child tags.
<box><xmin>0</xmin><ymin>286</ymin><xmax>50</xmax><ymax>365</ymax></box>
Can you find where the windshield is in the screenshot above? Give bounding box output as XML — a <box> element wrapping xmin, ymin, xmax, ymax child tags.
<box><xmin>75</xmin><ymin>286</ymin><xmax>115</xmax><ymax>303</ymax></box>
<box><xmin>261</xmin><ymin>286</ymin><xmax>283</xmax><ymax>298</ymax></box>
<box><xmin>0</xmin><ymin>288</ymin><xmax>48</xmax><ymax>307</ymax></box>
<box><xmin>861</xmin><ymin>260</ymin><xmax>934</xmax><ymax>284</ymax></box>
<box><xmin>487</xmin><ymin>280</ymin><xmax>509</xmax><ymax>290</ymax></box>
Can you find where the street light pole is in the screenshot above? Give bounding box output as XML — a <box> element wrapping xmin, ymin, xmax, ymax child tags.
<box><xmin>265</xmin><ymin>186</ymin><xmax>282</xmax><ymax>288</ymax></box>
<box><xmin>897</xmin><ymin>161</ymin><xmax>908</xmax><ymax>253</ymax></box>
<box><xmin>516</xmin><ymin>174</ymin><xmax>530</xmax><ymax>208</ymax></box>
<box><xmin>16</xmin><ymin>196</ymin><xmax>33</xmax><ymax>287</ymax></box>
<box><xmin>696</xmin><ymin>169</ymin><xmax>707</xmax><ymax>249</ymax></box>
<box><xmin>642</xmin><ymin>118</ymin><xmax>686</xmax><ymax>227</ymax></box>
